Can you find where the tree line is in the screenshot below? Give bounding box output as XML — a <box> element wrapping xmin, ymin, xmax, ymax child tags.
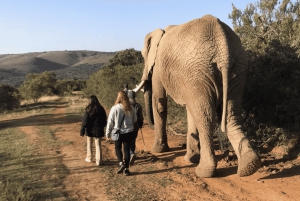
<box><xmin>0</xmin><ymin>72</ymin><xmax>86</xmax><ymax>111</ymax></box>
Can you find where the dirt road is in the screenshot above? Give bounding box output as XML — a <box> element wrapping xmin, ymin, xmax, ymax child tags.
<box><xmin>16</xmin><ymin>99</ymin><xmax>300</xmax><ymax>201</ymax></box>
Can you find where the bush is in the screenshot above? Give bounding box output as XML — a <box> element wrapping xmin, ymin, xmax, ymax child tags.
<box><xmin>55</xmin><ymin>79</ymin><xmax>86</xmax><ymax>96</ymax></box>
<box><xmin>230</xmin><ymin>0</ymin><xmax>300</xmax><ymax>146</ymax></box>
<box><xmin>0</xmin><ymin>84</ymin><xmax>21</xmax><ymax>112</ymax></box>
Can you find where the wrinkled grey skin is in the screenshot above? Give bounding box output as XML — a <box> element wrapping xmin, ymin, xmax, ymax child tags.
<box><xmin>140</xmin><ymin>15</ymin><xmax>261</xmax><ymax>178</ymax></box>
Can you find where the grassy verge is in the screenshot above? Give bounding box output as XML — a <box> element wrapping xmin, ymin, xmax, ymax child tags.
<box><xmin>0</xmin><ymin>96</ymin><xmax>62</xmax><ymax>120</ymax></box>
<box><xmin>0</xmin><ymin>126</ymin><xmax>70</xmax><ymax>200</ymax></box>
<box><xmin>63</xmin><ymin>94</ymin><xmax>87</xmax><ymax>115</ymax></box>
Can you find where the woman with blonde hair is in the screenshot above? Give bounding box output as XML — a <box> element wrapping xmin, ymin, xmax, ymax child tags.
<box><xmin>106</xmin><ymin>91</ymin><xmax>137</xmax><ymax>176</ymax></box>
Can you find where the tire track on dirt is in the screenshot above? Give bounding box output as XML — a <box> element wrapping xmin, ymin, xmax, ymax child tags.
<box><xmin>50</xmin><ymin>105</ymin><xmax>112</xmax><ymax>200</ymax></box>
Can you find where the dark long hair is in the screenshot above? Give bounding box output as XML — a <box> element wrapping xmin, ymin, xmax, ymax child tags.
<box><xmin>86</xmin><ymin>95</ymin><xmax>102</xmax><ymax>115</ymax></box>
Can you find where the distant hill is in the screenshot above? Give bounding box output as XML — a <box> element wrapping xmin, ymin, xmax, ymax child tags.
<box><xmin>0</xmin><ymin>50</ymin><xmax>116</xmax><ymax>87</ymax></box>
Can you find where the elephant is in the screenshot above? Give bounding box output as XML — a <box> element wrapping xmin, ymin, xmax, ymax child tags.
<box><xmin>133</xmin><ymin>15</ymin><xmax>261</xmax><ymax>178</ymax></box>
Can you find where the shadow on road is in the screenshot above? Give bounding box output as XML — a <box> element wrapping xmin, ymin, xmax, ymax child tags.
<box><xmin>0</xmin><ymin>100</ymin><xmax>82</xmax><ymax>130</ymax></box>
<box><xmin>0</xmin><ymin>113</ymin><xmax>81</xmax><ymax>130</ymax></box>
<box><xmin>259</xmin><ymin>164</ymin><xmax>300</xmax><ymax>179</ymax></box>
<box><xmin>19</xmin><ymin>101</ymin><xmax>69</xmax><ymax>112</ymax></box>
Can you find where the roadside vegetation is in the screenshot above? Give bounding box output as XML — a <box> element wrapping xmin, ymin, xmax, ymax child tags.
<box><xmin>0</xmin><ymin>95</ymin><xmax>85</xmax><ymax>200</ymax></box>
<box><xmin>0</xmin><ymin>125</ymin><xmax>71</xmax><ymax>200</ymax></box>
<box><xmin>230</xmin><ymin>0</ymin><xmax>300</xmax><ymax>154</ymax></box>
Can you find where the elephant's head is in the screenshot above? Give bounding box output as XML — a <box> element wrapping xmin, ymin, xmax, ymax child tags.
<box><xmin>141</xmin><ymin>28</ymin><xmax>165</xmax><ymax>81</ymax></box>
<box><xmin>133</xmin><ymin>28</ymin><xmax>164</xmax><ymax>129</ymax></box>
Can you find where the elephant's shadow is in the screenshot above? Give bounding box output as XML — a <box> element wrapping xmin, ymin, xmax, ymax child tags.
<box><xmin>133</xmin><ymin>144</ymin><xmax>300</xmax><ymax>178</ymax></box>
<box><xmin>133</xmin><ymin>148</ymin><xmax>196</xmax><ymax>176</ymax></box>
<box><xmin>132</xmin><ymin>147</ymin><xmax>239</xmax><ymax>177</ymax></box>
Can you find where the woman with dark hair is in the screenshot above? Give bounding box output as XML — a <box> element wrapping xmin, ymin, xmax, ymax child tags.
<box><xmin>80</xmin><ymin>95</ymin><xmax>107</xmax><ymax>166</ymax></box>
<box><xmin>106</xmin><ymin>91</ymin><xmax>137</xmax><ymax>176</ymax></box>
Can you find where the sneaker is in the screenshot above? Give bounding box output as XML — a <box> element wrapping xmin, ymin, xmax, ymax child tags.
<box><xmin>129</xmin><ymin>154</ymin><xmax>136</xmax><ymax>166</ymax></box>
<box><xmin>85</xmin><ymin>158</ymin><xmax>91</xmax><ymax>163</ymax></box>
<box><xmin>124</xmin><ymin>169</ymin><xmax>131</xmax><ymax>176</ymax></box>
<box><xmin>117</xmin><ymin>162</ymin><xmax>125</xmax><ymax>174</ymax></box>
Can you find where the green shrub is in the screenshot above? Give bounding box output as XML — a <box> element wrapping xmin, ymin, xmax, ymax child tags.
<box><xmin>84</xmin><ymin>64</ymin><xmax>143</xmax><ymax>108</ymax></box>
<box><xmin>230</xmin><ymin>0</ymin><xmax>300</xmax><ymax>145</ymax></box>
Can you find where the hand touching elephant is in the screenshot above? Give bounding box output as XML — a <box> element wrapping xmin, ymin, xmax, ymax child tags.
<box><xmin>134</xmin><ymin>15</ymin><xmax>261</xmax><ymax>178</ymax></box>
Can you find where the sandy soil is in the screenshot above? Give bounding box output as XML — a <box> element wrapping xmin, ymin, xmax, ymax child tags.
<box><xmin>11</xmin><ymin>99</ymin><xmax>300</xmax><ymax>201</ymax></box>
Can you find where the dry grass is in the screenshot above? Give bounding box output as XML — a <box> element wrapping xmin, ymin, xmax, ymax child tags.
<box><xmin>0</xmin><ymin>126</ymin><xmax>70</xmax><ymax>200</ymax></box>
<box><xmin>20</xmin><ymin>95</ymin><xmax>61</xmax><ymax>105</ymax></box>
<box><xmin>63</xmin><ymin>93</ymin><xmax>88</xmax><ymax>115</ymax></box>
<box><xmin>0</xmin><ymin>96</ymin><xmax>62</xmax><ymax>121</ymax></box>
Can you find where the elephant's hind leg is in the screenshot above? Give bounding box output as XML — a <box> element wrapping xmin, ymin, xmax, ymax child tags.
<box><xmin>187</xmin><ymin>101</ymin><xmax>217</xmax><ymax>178</ymax></box>
<box><xmin>237</xmin><ymin>138</ymin><xmax>261</xmax><ymax>177</ymax></box>
<box><xmin>226</xmin><ymin>74</ymin><xmax>261</xmax><ymax>176</ymax></box>
<box><xmin>184</xmin><ymin>109</ymin><xmax>200</xmax><ymax>163</ymax></box>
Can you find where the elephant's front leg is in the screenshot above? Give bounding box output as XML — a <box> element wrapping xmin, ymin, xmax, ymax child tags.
<box><xmin>151</xmin><ymin>73</ymin><xmax>169</xmax><ymax>153</ymax></box>
<box><xmin>184</xmin><ymin>109</ymin><xmax>200</xmax><ymax>163</ymax></box>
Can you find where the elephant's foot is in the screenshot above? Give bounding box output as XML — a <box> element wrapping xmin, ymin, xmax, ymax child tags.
<box><xmin>151</xmin><ymin>142</ymin><xmax>170</xmax><ymax>153</ymax></box>
<box><xmin>237</xmin><ymin>139</ymin><xmax>261</xmax><ymax>177</ymax></box>
<box><xmin>195</xmin><ymin>164</ymin><xmax>216</xmax><ymax>178</ymax></box>
<box><xmin>184</xmin><ymin>152</ymin><xmax>200</xmax><ymax>163</ymax></box>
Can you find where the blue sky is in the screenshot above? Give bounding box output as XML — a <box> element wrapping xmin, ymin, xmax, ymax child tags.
<box><xmin>0</xmin><ymin>0</ymin><xmax>253</xmax><ymax>54</ymax></box>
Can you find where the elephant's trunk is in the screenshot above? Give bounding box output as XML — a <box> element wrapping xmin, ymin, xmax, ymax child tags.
<box><xmin>143</xmin><ymin>80</ymin><xmax>155</xmax><ymax>130</ymax></box>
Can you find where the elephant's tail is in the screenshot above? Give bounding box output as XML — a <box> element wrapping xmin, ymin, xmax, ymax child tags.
<box><xmin>221</xmin><ymin>68</ymin><xmax>228</xmax><ymax>133</ymax></box>
<box><xmin>216</xmin><ymin>19</ymin><xmax>231</xmax><ymax>133</ymax></box>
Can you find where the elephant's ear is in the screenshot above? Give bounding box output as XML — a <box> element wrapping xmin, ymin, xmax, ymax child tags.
<box><xmin>141</xmin><ymin>29</ymin><xmax>164</xmax><ymax>80</ymax></box>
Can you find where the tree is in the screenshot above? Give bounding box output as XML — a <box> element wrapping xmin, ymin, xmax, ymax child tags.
<box><xmin>19</xmin><ymin>71</ymin><xmax>57</xmax><ymax>101</ymax></box>
<box><xmin>229</xmin><ymin>0</ymin><xmax>300</xmax><ymax>54</ymax></box>
<box><xmin>105</xmin><ymin>48</ymin><xmax>143</xmax><ymax>68</ymax></box>
<box><xmin>84</xmin><ymin>48</ymin><xmax>144</xmax><ymax>107</ymax></box>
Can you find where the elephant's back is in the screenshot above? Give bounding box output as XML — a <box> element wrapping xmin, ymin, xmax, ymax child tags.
<box><xmin>157</xmin><ymin>15</ymin><xmax>245</xmax><ymax>106</ymax></box>
<box><xmin>159</xmin><ymin>15</ymin><xmax>225</xmax><ymax>72</ymax></box>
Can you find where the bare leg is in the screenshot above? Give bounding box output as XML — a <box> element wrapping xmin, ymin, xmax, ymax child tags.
<box><xmin>95</xmin><ymin>137</ymin><xmax>102</xmax><ymax>166</ymax></box>
<box><xmin>86</xmin><ymin>136</ymin><xmax>93</xmax><ymax>162</ymax></box>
